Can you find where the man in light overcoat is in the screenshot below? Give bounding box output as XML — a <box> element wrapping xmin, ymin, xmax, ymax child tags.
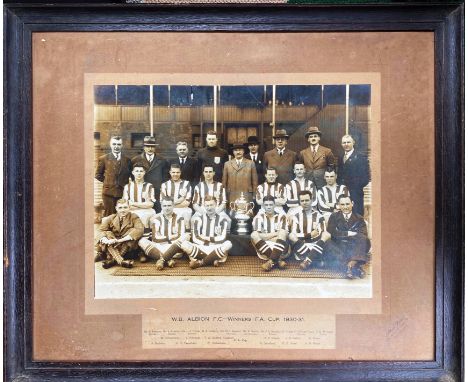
<box><xmin>222</xmin><ymin>142</ymin><xmax>258</xmax><ymax>205</ymax></box>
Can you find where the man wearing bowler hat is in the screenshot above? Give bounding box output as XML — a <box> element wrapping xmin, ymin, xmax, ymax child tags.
<box><xmin>131</xmin><ymin>136</ymin><xmax>169</xmax><ymax>213</ymax></box>
<box><xmin>299</xmin><ymin>126</ymin><xmax>336</xmax><ymax>189</ymax></box>
<box><xmin>245</xmin><ymin>135</ymin><xmax>265</xmax><ymax>184</ymax></box>
<box><xmin>263</xmin><ymin>129</ymin><xmax>299</xmax><ymax>185</ymax></box>
<box><xmin>222</xmin><ymin>142</ymin><xmax>258</xmax><ymax>206</ymax></box>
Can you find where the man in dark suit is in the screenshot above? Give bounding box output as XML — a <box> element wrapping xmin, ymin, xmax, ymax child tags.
<box><xmin>263</xmin><ymin>129</ymin><xmax>299</xmax><ymax>185</ymax></box>
<box><xmin>95</xmin><ymin>135</ymin><xmax>133</xmax><ymax>217</ymax></box>
<box><xmin>168</xmin><ymin>141</ymin><xmax>198</xmax><ymax>188</ymax></box>
<box><xmin>299</xmin><ymin>126</ymin><xmax>336</xmax><ymax>189</ymax></box>
<box><xmin>245</xmin><ymin>135</ymin><xmax>264</xmax><ymax>184</ymax></box>
<box><xmin>95</xmin><ymin>199</ymin><xmax>144</xmax><ymax>268</ymax></box>
<box><xmin>325</xmin><ymin>195</ymin><xmax>370</xmax><ymax>279</ymax></box>
<box><xmin>196</xmin><ymin>130</ymin><xmax>229</xmax><ymax>183</ymax></box>
<box><xmin>131</xmin><ymin>136</ymin><xmax>169</xmax><ymax>213</ymax></box>
<box><xmin>337</xmin><ymin>134</ymin><xmax>370</xmax><ymax>216</ymax></box>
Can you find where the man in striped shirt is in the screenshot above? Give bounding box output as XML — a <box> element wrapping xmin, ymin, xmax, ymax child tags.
<box><xmin>289</xmin><ymin>190</ymin><xmax>331</xmax><ymax>270</ymax></box>
<box><xmin>181</xmin><ymin>196</ymin><xmax>232</xmax><ymax>269</ymax></box>
<box><xmin>192</xmin><ymin>165</ymin><xmax>231</xmax><ymax>229</ymax></box>
<box><xmin>160</xmin><ymin>163</ymin><xmax>193</xmax><ymax>229</ymax></box>
<box><xmin>122</xmin><ymin>163</ymin><xmax>156</xmax><ymax>228</ymax></box>
<box><xmin>138</xmin><ymin>197</ymin><xmax>190</xmax><ymax>270</ymax></box>
<box><xmin>317</xmin><ymin>168</ymin><xmax>349</xmax><ymax>222</ymax></box>
<box><xmin>256</xmin><ymin>167</ymin><xmax>286</xmax><ymax>214</ymax></box>
<box><xmin>251</xmin><ymin>196</ymin><xmax>289</xmax><ymax>271</ymax></box>
<box><xmin>285</xmin><ymin>162</ymin><xmax>317</xmax><ymax>219</ymax></box>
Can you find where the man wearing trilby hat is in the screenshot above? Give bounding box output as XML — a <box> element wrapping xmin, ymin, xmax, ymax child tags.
<box><xmin>299</xmin><ymin>126</ymin><xmax>336</xmax><ymax>189</ymax></box>
<box><xmin>263</xmin><ymin>129</ymin><xmax>299</xmax><ymax>185</ymax></box>
<box><xmin>131</xmin><ymin>135</ymin><xmax>169</xmax><ymax>213</ymax></box>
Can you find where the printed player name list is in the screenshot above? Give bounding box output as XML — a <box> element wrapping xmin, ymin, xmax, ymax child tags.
<box><xmin>142</xmin><ymin>313</ymin><xmax>335</xmax><ymax>349</ymax></box>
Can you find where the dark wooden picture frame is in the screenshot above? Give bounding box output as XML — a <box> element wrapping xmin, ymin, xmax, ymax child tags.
<box><xmin>4</xmin><ymin>2</ymin><xmax>463</xmax><ymax>381</ymax></box>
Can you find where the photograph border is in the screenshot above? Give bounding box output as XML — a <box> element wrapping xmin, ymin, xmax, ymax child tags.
<box><xmin>4</xmin><ymin>2</ymin><xmax>463</xmax><ymax>381</ymax></box>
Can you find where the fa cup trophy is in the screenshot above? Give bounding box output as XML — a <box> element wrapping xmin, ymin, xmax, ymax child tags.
<box><xmin>230</xmin><ymin>192</ymin><xmax>255</xmax><ymax>236</ymax></box>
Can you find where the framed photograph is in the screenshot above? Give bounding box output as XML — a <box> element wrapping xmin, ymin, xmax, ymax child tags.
<box><xmin>4</xmin><ymin>2</ymin><xmax>463</xmax><ymax>381</ymax></box>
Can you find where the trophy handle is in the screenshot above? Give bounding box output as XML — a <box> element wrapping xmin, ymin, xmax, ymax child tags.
<box><xmin>230</xmin><ymin>202</ymin><xmax>235</xmax><ymax>210</ymax></box>
<box><xmin>247</xmin><ymin>201</ymin><xmax>255</xmax><ymax>215</ymax></box>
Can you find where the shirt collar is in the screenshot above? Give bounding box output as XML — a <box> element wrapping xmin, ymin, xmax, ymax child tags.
<box><xmin>345</xmin><ymin>149</ymin><xmax>354</xmax><ymax>157</ymax></box>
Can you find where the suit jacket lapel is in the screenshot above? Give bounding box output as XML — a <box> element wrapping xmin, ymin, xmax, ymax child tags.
<box><xmin>112</xmin><ymin>214</ymin><xmax>121</xmax><ymax>232</ymax></box>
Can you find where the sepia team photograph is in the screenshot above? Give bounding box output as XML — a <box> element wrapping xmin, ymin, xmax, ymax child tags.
<box><xmin>92</xmin><ymin>80</ymin><xmax>376</xmax><ymax>299</ymax></box>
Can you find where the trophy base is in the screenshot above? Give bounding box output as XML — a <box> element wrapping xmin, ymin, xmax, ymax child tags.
<box><xmin>235</xmin><ymin>220</ymin><xmax>251</xmax><ymax>236</ymax></box>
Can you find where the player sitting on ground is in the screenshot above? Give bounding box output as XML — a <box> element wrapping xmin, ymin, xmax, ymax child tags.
<box><xmin>95</xmin><ymin>199</ymin><xmax>144</xmax><ymax>269</ymax></box>
<box><xmin>181</xmin><ymin>196</ymin><xmax>232</xmax><ymax>269</ymax></box>
<box><xmin>289</xmin><ymin>190</ymin><xmax>330</xmax><ymax>270</ymax></box>
<box><xmin>138</xmin><ymin>197</ymin><xmax>190</xmax><ymax>270</ymax></box>
<box><xmin>251</xmin><ymin>195</ymin><xmax>289</xmax><ymax>271</ymax></box>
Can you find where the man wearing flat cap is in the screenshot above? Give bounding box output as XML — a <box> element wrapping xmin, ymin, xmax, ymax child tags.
<box><xmin>131</xmin><ymin>135</ymin><xmax>169</xmax><ymax>213</ymax></box>
<box><xmin>263</xmin><ymin>129</ymin><xmax>299</xmax><ymax>185</ymax></box>
<box><xmin>245</xmin><ymin>135</ymin><xmax>265</xmax><ymax>184</ymax></box>
<box><xmin>222</xmin><ymin>142</ymin><xmax>258</xmax><ymax>206</ymax></box>
<box><xmin>299</xmin><ymin>126</ymin><xmax>336</xmax><ymax>189</ymax></box>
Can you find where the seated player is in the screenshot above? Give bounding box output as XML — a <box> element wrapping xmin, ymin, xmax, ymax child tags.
<box><xmin>289</xmin><ymin>190</ymin><xmax>330</xmax><ymax>270</ymax></box>
<box><xmin>95</xmin><ymin>199</ymin><xmax>144</xmax><ymax>269</ymax></box>
<box><xmin>122</xmin><ymin>162</ymin><xmax>156</xmax><ymax>228</ymax></box>
<box><xmin>285</xmin><ymin>162</ymin><xmax>316</xmax><ymax>219</ymax></box>
<box><xmin>250</xmin><ymin>195</ymin><xmax>289</xmax><ymax>271</ymax></box>
<box><xmin>192</xmin><ymin>165</ymin><xmax>231</xmax><ymax>228</ymax></box>
<box><xmin>138</xmin><ymin>197</ymin><xmax>190</xmax><ymax>270</ymax></box>
<box><xmin>325</xmin><ymin>195</ymin><xmax>371</xmax><ymax>279</ymax></box>
<box><xmin>256</xmin><ymin>167</ymin><xmax>286</xmax><ymax>214</ymax></box>
<box><xmin>160</xmin><ymin>163</ymin><xmax>193</xmax><ymax>229</ymax></box>
<box><xmin>181</xmin><ymin>196</ymin><xmax>232</xmax><ymax>269</ymax></box>
<box><xmin>317</xmin><ymin>168</ymin><xmax>349</xmax><ymax>222</ymax></box>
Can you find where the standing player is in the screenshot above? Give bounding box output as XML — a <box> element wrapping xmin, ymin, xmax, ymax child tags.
<box><xmin>192</xmin><ymin>165</ymin><xmax>231</xmax><ymax>226</ymax></box>
<box><xmin>289</xmin><ymin>190</ymin><xmax>330</xmax><ymax>270</ymax></box>
<box><xmin>122</xmin><ymin>162</ymin><xmax>156</xmax><ymax>228</ymax></box>
<box><xmin>138</xmin><ymin>197</ymin><xmax>189</xmax><ymax>270</ymax></box>
<box><xmin>255</xmin><ymin>167</ymin><xmax>286</xmax><ymax>214</ymax></box>
<box><xmin>284</xmin><ymin>162</ymin><xmax>316</xmax><ymax>219</ymax></box>
<box><xmin>181</xmin><ymin>196</ymin><xmax>232</xmax><ymax>269</ymax></box>
<box><xmin>160</xmin><ymin>163</ymin><xmax>193</xmax><ymax>229</ymax></box>
<box><xmin>250</xmin><ymin>196</ymin><xmax>289</xmax><ymax>271</ymax></box>
<box><xmin>317</xmin><ymin>168</ymin><xmax>349</xmax><ymax>222</ymax></box>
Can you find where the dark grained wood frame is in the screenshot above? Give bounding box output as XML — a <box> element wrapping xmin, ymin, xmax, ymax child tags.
<box><xmin>4</xmin><ymin>2</ymin><xmax>463</xmax><ymax>381</ymax></box>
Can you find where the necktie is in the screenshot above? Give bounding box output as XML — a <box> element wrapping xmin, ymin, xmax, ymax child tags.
<box><xmin>180</xmin><ymin>158</ymin><xmax>185</xmax><ymax>165</ymax></box>
<box><xmin>237</xmin><ymin>160</ymin><xmax>241</xmax><ymax>166</ymax></box>
<box><xmin>344</xmin><ymin>153</ymin><xmax>349</xmax><ymax>163</ymax></box>
<box><xmin>279</xmin><ymin>151</ymin><xmax>283</xmax><ymax>157</ymax></box>
<box><xmin>148</xmin><ymin>155</ymin><xmax>153</xmax><ymax>163</ymax></box>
